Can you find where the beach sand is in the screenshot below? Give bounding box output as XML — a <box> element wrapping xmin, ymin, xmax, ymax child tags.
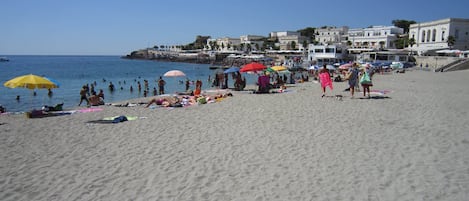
<box><xmin>1</xmin><ymin>69</ymin><xmax>469</xmax><ymax>200</ymax></box>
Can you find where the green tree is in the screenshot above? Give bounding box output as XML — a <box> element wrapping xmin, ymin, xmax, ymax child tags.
<box><xmin>408</xmin><ymin>38</ymin><xmax>416</xmax><ymax>47</ymax></box>
<box><xmin>392</xmin><ymin>19</ymin><xmax>416</xmax><ymax>33</ymax></box>
<box><xmin>297</xmin><ymin>27</ymin><xmax>316</xmax><ymax>42</ymax></box>
<box><xmin>447</xmin><ymin>35</ymin><xmax>456</xmax><ymax>49</ymax></box>
<box><xmin>291</xmin><ymin>41</ymin><xmax>296</xmax><ymax>50</ymax></box>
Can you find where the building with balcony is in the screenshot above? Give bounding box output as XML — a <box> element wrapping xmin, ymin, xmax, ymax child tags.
<box><xmin>307</xmin><ymin>44</ymin><xmax>347</xmax><ymax>64</ymax></box>
<box><xmin>240</xmin><ymin>35</ymin><xmax>265</xmax><ymax>51</ymax></box>
<box><xmin>315</xmin><ymin>26</ymin><xmax>349</xmax><ymax>45</ymax></box>
<box><xmin>347</xmin><ymin>26</ymin><xmax>403</xmax><ymax>53</ymax></box>
<box><xmin>409</xmin><ymin>18</ymin><xmax>469</xmax><ymax>55</ymax></box>
<box><xmin>206</xmin><ymin>37</ymin><xmax>241</xmax><ymax>51</ymax></box>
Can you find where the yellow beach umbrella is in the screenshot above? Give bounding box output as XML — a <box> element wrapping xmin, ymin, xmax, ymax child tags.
<box><xmin>4</xmin><ymin>74</ymin><xmax>58</xmax><ymax>89</ymax></box>
<box><xmin>270</xmin><ymin>66</ymin><xmax>287</xmax><ymax>71</ymax></box>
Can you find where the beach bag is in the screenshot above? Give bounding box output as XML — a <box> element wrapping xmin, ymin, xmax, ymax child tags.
<box><xmin>360</xmin><ymin>72</ymin><xmax>371</xmax><ymax>85</ymax></box>
<box><xmin>197</xmin><ymin>97</ymin><xmax>207</xmax><ymax>104</ymax></box>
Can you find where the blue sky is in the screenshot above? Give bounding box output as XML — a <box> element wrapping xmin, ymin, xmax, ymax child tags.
<box><xmin>1</xmin><ymin>0</ymin><xmax>468</xmax><ymax>55</ymax></box>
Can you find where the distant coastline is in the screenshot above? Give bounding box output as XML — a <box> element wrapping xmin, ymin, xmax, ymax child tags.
<box><xmin>121</xmin><ymin>49</ymin><xmax>243</xmax><ymax>66</ymax></box>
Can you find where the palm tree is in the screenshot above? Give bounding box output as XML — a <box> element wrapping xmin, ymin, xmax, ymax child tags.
<box><xmin>447</xmin><ymin>36</ymin><xmax>456</xmax><ymax>49</ymax></box>
<box><xmin>408</xmin><ymin>38</ymin><xmax>416</xmax><ymax>47</ymax></box>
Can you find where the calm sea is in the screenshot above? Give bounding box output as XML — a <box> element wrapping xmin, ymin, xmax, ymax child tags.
<box><xmin>0</xmin><ymin>55</ymin><xmax>256</xmax><ymax>112</ymax></box>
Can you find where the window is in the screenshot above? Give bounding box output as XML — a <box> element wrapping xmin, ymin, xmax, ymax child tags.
<box><xmin>455</xmin><ymin>29</ymin><xmax>460</xmax><ymax>39</ymax></box>
<box><xmin>426</xmin><ymin>30</ymin><xmax>431</xmax><ymax>42</ymax></box>
<box><xmin>325</xmin><ymin>48</ymin><xmax>335</xmax><ymax>53</ymax></box>
<box><xmin>422</xmin><ymin>30</ymin><xmax>426</xmax><ymax>42</ymax></box>
<box><xmin>441</xmin><ymin>31</ymin><xmax>445</xmax><ymax>41</ymax></box>
<box><xmin>432</xmin><ymin>29</ymin><xmax>436</xmax><ymax>42</ymax></box>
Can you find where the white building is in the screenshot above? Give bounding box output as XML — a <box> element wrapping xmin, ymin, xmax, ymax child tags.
<box><xmin>206</xmin><ymin>37</ymin><xmax>241</xmax><ymax>51</ymax></box>
<box><xmin>347</xmin><ymin>26</ymin><xmax>403</xmax><ymax>52</ymax></box>
<box><xmin>270</xmin><ymin>31</ymin><xmax>308</xmax><ymax>50</ymax></box>
<box><xmin>409</xmin><ymin>18</ymin><xmax>469</xmax><ymax>55</ymax></box>
<box><xmin>278</xmin><ymin>35</ymin><xmax>309</xmax><ymax>50</ymax></box>
<box><xmin>270</xmin><ymin>31</ymin><xmax>300</xmax><ymax>38</ymax></box>
<box><xmin>315</xmin><ymin>26</ymin><xmax>349</xmax><ymax>45</ymax></box>
<box><xmin>240</xmin><ymin>35</ymin><xmax>265</xmax><ymax>51</ymax></box>
<box><xmin>307</xmin><ymin>44</ymin><xmax>347</xmax><ymax>64</ymax></box>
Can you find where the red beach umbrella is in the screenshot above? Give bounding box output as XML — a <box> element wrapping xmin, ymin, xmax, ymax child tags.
<box><xmin>240</xmin><ymin>62</ymin><xmax>267</xmax><ymax>73</ymax></box>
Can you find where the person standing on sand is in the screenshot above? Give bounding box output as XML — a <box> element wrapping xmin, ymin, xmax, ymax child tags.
<box><xmin>347</xmin><ymin>63</ymin><xmax>360</xmax><ymax>98</ymax></box>
<box><xmin>360</xmin><ymin>66</ymin><xmax>374</xmax><ymax>98</ymax></box>
<box><xmin>195</xmin><ymin>79</ymin><xmax>202</xmax><ymax>96</ymax></box>
<box><xmin>78</xmin><ymin>85</ymin><xmax>89</xmax><ymax>106</ymax></box>
<box><xmin>158</xmin><ymin>76</ymin><xmax>166</xmax><ymax>95</ymax></box>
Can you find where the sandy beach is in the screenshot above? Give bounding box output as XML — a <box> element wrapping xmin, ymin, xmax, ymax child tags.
<box><xmin>1</xmin><ymin>69</ymin><xmax>469</xmax><ymax>200</ymax></box>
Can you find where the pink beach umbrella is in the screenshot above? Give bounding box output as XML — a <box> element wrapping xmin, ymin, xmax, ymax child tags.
<box><xmin>338</xmin><ymin>63</ymin><xmax>353</xmax><ymax>70</ymax></box>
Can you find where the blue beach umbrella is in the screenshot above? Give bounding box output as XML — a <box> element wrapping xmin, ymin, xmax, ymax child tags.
<box><xmin>43</xmin><ymin>77</ymin><xmax>60</xmax><ymax>88</ymax></box>
<box><xmin>223</xmin><ymin>66</ymin><xmax>240</xmax><ymax>74</ymax></box>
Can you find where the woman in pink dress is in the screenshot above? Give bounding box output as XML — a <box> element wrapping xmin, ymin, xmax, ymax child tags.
<box><xmin>319</xmin><ymin>64</ymin><xmax>333</xmax><ymax>97</ymax></box>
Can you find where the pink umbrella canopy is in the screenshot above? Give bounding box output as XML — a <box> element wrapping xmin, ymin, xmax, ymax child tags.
<box><xmin>240</xmin><ymin>62</ymin><xmax>267</xmax><ymax>73</ymax></box>
<box><xmin>338</xmin><ymin>63</ymin><xmax>353</xmax><ymax>70</ymax></box>
<box><xmin>163</xmin><ymin>70</ymin><xmax>186</xmax><ymax>77</ymax></box>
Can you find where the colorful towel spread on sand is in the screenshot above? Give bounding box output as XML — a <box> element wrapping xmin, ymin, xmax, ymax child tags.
<box><xmin>78</xmin><ymin>107</ymin><xmax>103</xmax><ymax>113</ymax></box>
<box><xmin>319</xmin><ymin>73</ymin><xmax>333</xmax><ymax>90</ymax></box>
<box><xmin>87</xmin><ymin>115</ymin><xmax>140</xmax><ymax>124</ymax></box>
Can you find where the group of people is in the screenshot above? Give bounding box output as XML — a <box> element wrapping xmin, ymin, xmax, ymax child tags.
<box><xmin>145</xmin><ymin>92</ymin><xmax>233</xmax><ymax>108</ymax></box>
<box><xmin>318</xmin><ymin>62</ymin><xmax>374</xmax><ymax>98</ymax></box>
<box><xmin>78</xmin><ymin>85</ymin><xmax>105</xmax><ymax>106</ymax></box>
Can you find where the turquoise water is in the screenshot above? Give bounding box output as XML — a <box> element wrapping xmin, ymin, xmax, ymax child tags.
<box><xmin>0</xmin><ymin>56</ymin><xmax>255</xmax><ymax>112</ymax></box>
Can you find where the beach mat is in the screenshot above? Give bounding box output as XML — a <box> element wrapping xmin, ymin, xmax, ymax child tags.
<box><xmin>86</xmin><ymin>115</ymin><xmax>139</xmax><ymax>124</ymax></box>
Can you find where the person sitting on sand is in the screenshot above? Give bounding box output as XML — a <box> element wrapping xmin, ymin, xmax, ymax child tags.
<box><xmin>89</xmin><ymin>91</ymin><xmax>104</xmax><ymax>106</ymax></box>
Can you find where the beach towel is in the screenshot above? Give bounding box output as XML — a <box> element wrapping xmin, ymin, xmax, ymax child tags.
<box><xmin>86</xmin><ymin>115</ymin><xmax>138</xmax><ymax>124</ymax></box>
<box><xmin>319</xmin><ymin>72</ymin><xmax>333</xmax><ymax>90</ymax></box>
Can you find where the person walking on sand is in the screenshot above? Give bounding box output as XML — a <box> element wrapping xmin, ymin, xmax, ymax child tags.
<box><xmin>347</xmin><ymin>63</ymin><xmax>360</xmax><ymax>98</ymax></box>
<box><xmin>360</xmin><ymin>66</ymin><xmax>374</xmax><ymax>98</ymax></box>
<box><xmin>78</xmin><ymin>85</ymin><xmax>89</xmax><ymax>106</ymax></box>
<box><xmin>318</xmin><ymin>64</ymin><xmax>333</xmax><ymax>97</ymax></box>
<box><xmin>158</xmin><ymin>76</ymin><xmax>166</xmax><ymax>95</ymax></box>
